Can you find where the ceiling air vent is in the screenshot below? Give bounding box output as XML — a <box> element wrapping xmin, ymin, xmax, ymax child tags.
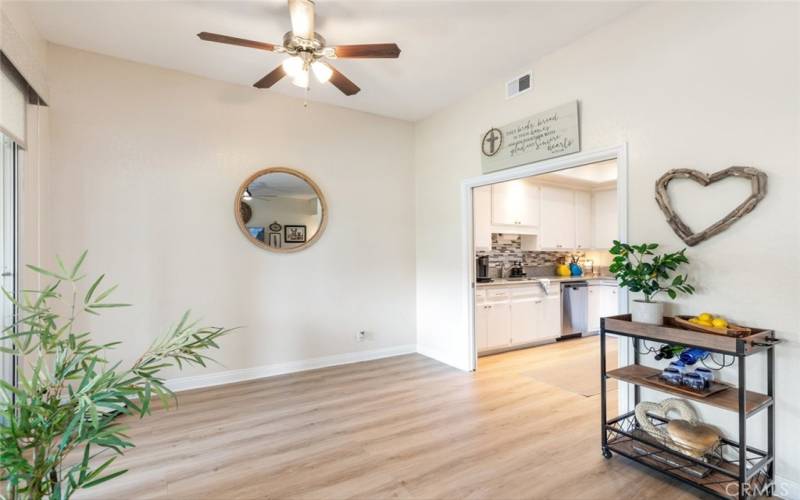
<box><xmin>506</xmin><ymin>71</ymin><xmax>532</xmax><ymax>99</ymax></box>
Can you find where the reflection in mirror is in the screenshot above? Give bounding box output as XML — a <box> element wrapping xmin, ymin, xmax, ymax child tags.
<box><xmin>236</xmin><ymin>168</ymin><xmax>326</xmax><ymax>252</ymax></box>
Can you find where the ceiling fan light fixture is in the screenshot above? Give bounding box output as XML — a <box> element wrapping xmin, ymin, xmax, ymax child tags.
<box><xmin>243</xmin><ymin>189</ymin><xmax>253</xmax><ymax>201</ymax></box>
<box><xmin>311</xmin><ymin>61</ymin><xmax>333</xmax><ymax>83</ymax></box>
<box><xmin>282</xmin><ymin>56</ymin><xmax>304</xmax><ymax>77</ymax></box>
<box><xmin>292</xmin><ymin>69</ymin><xmax>310</xmax><ymax>88</ymax></box>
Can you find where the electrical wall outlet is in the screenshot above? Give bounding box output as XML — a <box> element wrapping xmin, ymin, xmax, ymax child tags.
<box><xmin>356</xmin><ymin>330</ymin><xmax>366</xmax><ymax>342</ymax></box>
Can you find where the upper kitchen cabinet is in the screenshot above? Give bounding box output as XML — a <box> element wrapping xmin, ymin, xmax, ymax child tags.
<box><xmin>574</xmin><ymin>190</ymin><xmax>592</xmax><ymax>250</ymax></box>
<box><xmin>473</xmin><ymin>185</ymin><xmax>493</xmax><ymax>250</ymax></box>
<box><xmin>491</xmin><ymin>180</ymin><xmax>540</xmax><ymax>231</ymax></box>
<box><xmin>539</xmin><ymin>186</ymin><xmax>576</xmax><ymax>250</ymax></box>
<box><xmin>592</xmin><ymin>188</ymin><xmax>618</xmax><ymax>250</ymax></box>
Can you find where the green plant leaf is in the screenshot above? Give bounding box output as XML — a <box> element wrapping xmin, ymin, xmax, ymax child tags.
<box><xmin>83</xmin><ymin>469</ymin><xmax>128</xmax><ymax>488</ymax></box>
<box><xmin>71</xmin><ymin>250</ymin><xmax>89</xmax><ymax>278</ymax></box>
<box><xmin>84</xmin><ymin>274</ymin><xmax>105</xmax><ymax>304</ymax></box>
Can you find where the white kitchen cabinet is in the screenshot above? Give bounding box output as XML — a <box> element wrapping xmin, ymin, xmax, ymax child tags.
<box><xmin>592</xmin><ymin>188</ymin><xmax>618</xmax><ymax>250</ymax></box>
<box><xmin>473</xmin><ymin>185</ymin><xmax>492</xmax><ymax>250</ymax></box>
<box><xmin>491</xmin><ymin>180</ymin><xmax>540</xmax><ymax>228</ymax></box>
<box><xmin>476</xmin><ymin>285</ymin><xmax>561</xmax><ymax>354</ymax></box>
<box><xmin>601</xmin><ymin>285</ymin><xmax>619</xmax><ymax>319</ymax></box>
<box><xmin>475</xmin><ymin>290</ymin><xmax>489</xmax><ymax>351</ymax></box>
<box><xmin>510</xmin><ymin>287</ymin><xmax>542</xmax><ymax>344</ymax></box>
<box><xmin>539</xmin><ymin>186</ymin><xmax>576</xmax><ymax>250</ymax></box>
<box><xmin>574</xmin><ymin>190</ymin><xmax>592</xmax><ymax>250</ymax></box>
<box><xmin>541</xmin><ymin>291</ymin><xmax>562</xmax><ymax>340</ymax></box>
<box><xmin>588</xmin><ymin>283</ymin><xmax>619</xmax><ymax>332</ymax></box>
<box><xmin>486</xmin><ymin>302</ymin><xmax>511</xmax><ymax>349</ymax></box>
<box><xmin>588</xmin><ymin>286</ymin><xmax>601</xmax><ymax>333</ymax></box>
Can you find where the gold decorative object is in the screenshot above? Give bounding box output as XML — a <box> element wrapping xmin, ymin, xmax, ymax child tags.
<box><xmin>634</xmin><ymin>398</ymin><xmax>721</xmax><ymax>459</ymax></box>
<box><xmin>666</xmin><ymin>419</ymin><xmax>721</xmax><ymax>459</ymax></box>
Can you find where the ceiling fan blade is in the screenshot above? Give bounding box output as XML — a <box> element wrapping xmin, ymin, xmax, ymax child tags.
<box><xmin>197</xmin><ymin>32</ymin><xmax>277</xmax><ymax>52</ymax></box>
<box><xmin>288</xmin><ymin>0</ymin><xmax>315</xmax><ymax>39</ymax></box>
<box><xmin>332</xmin><ymin>43</ymin><xmax>401</xmax><ymax>59</ymax></box>
<box><xmin>327</xmin><ymin>64</ymin><xmax>360</xmax><ymax>96</ymax></box>
<box><xmin>253</xmin><ymin>65</ymin><xmax>287</xmax><ymax>89</ymax></box>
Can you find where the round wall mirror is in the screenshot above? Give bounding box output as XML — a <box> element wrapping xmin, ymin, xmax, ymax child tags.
<box><xmin>234</xmin><ymin>167</ymin><xmax>327</xmax><ymax>252</ymax></box>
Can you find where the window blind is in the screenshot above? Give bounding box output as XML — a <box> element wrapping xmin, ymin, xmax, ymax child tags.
<box><xmin>0</xmin><ymin>58</ymin><xmax>27</xmax><ymax>145</ymax></box>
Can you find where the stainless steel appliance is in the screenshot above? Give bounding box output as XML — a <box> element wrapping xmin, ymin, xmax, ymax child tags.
<box><xmin>561</xmin><ymin>281</ymin><xmax>588</xmax><ymax>338</ymax></box>
<box><xmin>508</xmin><ymin>260</ymin><xmax>526</xmax><ymax>279</ymax></box>
<box><xmin>476</xmin><ymin>255</ymin><xmax>492</xmax><ymax>283</ymax></box>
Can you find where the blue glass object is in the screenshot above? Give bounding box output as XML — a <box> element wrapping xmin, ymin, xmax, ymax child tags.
<box><xmin>569</xmin><ymin>263</ymin><xmax>582</xmax><ymax>276</ymax></box>
<box><xmin>679</xmin><ymin>348</ymin><xmax>709</xmax><ymax>365</ymax></box>
<box><xmin>668</xmin><ymin>360</ymin><xmax>687</xmax><ymax>374</ymax></box>
<box><xmin>660</xmin><ymin>368</ymin><xmax>683</xmax><ymax>386</ymax></box>
<box><xmin>682</xmin><ymin>372</ymin><xmax>707</xmax><ymax>391</ymax></box>
<box><xmin>694</xmin><ymin>367</ymin><xmax>714</xmax><ymax>384</ymax></box>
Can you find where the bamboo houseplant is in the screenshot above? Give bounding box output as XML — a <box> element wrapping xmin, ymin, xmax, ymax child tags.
<box><xmin>609</xmin><ymin>241</ymin><xmax>695</xmax><ymax>325</ymax></box>
<box><xmin>0</xmin><ymin>253</ymin><xmax>233</xmax><ymax>499</ymax></box>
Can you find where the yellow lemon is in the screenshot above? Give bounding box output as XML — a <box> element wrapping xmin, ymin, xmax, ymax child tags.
<box><xmin>697</xmin><ymin>319</ymin><xmax>713</xmax><ymax>327</ymax></box>
<box><xmin>698</xmin><ymin>313</ymin><xmax>713</xmax><ymax>322</ymax></box>
<box><xmin>712</xmin><ymin>318</ymin><xmax>728</xmax><ymax>329</ymax></box>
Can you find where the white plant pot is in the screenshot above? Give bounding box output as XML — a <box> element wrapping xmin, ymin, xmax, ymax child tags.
<box><xmin>631</xmin><ymin>300</ymin><xmax>664</xmax><ymax>325</ymax></box>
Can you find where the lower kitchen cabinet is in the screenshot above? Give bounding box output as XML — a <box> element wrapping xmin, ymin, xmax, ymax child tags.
<box><xmin>475</xmin><ymin>296</ymin><xmax>489</xmax><ymax>351</ymax></box>
<box><xmin>476</xmin><ymin>285</ymin><xmax>561</xmax><ymax>354</ymax></box>
<box><xmin>510</xmin><ymin>294</ymin><xmax>542</xmax><ymax>344</ymax></box>
<box><xmin>588</xmin><ymin>283</ymin><xmax>619</xmax><ymax>332</ymax></box>
<box><xmin>542</xmin><ymin>292</ymin><xmax>561</xmax><ymax>338</ymax></box>
<box><xmin>486</xmin><ymin>302</ymin><xmax>511</xmax><ymax>349</ymax></box>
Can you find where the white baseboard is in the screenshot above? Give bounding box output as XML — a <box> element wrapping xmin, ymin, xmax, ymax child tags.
<box><xmin>166</xmin><ymin>344</ymin><xmax>417</xmax><ymax>393</ymax></box>
<box><xmin>776</xmin><ymin>475</ymin><xmax>800</xmax><ymax>500</ymax></box>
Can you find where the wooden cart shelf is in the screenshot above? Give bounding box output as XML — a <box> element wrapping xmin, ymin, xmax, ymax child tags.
<box><xmin>603</xmin><ymin>314</ymin><xmax>776</xmax><ymax>356</ymax></box>
<box><xmin>606</xmin><ymin>365</ymin><xmax>772</xmax><ymax>416</ymax></box>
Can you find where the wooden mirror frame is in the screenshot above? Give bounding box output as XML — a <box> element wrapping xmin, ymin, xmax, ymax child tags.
<box><xmin>234</xmin><ymin>167</ymin><xmax>328</xmax><ymax>253</ymax></box>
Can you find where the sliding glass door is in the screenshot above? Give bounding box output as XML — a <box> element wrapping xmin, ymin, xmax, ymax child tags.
<box><xmin>0</xmin><ymin>133</ymin><xmax>18</xmax><ymax>388</ymax></box>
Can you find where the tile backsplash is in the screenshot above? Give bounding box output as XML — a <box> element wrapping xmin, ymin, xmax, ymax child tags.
<box><xmin>476</xmin><ymin>234</ymin><xmax>610</xmax><ymax>278</ymax></box>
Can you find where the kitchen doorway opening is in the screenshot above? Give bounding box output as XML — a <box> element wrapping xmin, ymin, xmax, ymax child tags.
<box><xmin>461</xmin><ymin>145</ymin><xmax>631</xmax><ymax>411</ymax></box>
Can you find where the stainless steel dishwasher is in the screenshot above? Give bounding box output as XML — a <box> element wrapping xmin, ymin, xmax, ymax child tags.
<box><xmin>561</xmin><ymin>281</ymin><xmax>588</xmax><ymax>338</ymax></box>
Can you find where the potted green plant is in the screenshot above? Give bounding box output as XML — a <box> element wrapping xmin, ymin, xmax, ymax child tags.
<box><xmin>609</xmin><ymin>241</ymin><xmax>695</xmax><ymax>325</ymax></box>
<box><xmin>0</xmin><ymin>253</ymin><xmax>234</xmax><ymax>499</ymax></box>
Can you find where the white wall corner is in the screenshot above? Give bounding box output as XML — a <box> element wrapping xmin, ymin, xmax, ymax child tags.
<box><xmin>416</xmin><ymin>343</ymin><xmax>472</xmax><ymax>372</ymax></box>
<box><xmin>166</xmin><ymin>344</ymin><xmax>417</xmax><ymax>393</ymax></box>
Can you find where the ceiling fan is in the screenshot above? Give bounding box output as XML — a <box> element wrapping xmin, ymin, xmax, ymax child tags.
<box><xmin>197</xmin><ymin>0</ymin><xmax>401</xmax><ymax>96</ymax></box>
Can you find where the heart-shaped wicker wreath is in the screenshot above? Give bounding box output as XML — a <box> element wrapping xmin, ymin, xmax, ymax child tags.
<box><xmin>655</xmin><ymin>166</ymin><xmax>767</xmax><ymax>247</ymax></box>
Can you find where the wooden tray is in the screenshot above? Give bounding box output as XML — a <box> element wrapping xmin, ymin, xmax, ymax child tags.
<box><xmin>645</xmin><ymin>373</ymin><xmax>730</xmax><ymax>399</ymax></box>
<box><xmin>672</xmin><ymin>316</ymin><xmax>751</xmax><ymax>338</ymax></box>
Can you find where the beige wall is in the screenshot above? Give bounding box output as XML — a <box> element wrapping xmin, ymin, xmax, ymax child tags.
<box><xmin>45</xmin><ymin>44</ymin><xmax>416</xmax><ymax>381</ymax></box>
<box><xmin>414</xmin><ymin>1</ymin><xmax>799</xmax><ymax>489</ymax></box>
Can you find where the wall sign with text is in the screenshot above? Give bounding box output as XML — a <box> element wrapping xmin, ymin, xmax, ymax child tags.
<box><xmin>480</xmin><ymin>101</ymin><xmax>580</xmax><ymax>174</ymax></box>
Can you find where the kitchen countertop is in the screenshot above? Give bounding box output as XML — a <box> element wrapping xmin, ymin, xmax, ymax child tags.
<box><xmin>476</xmin><ymin>276</ymin><xmax>618</xmax><ymax>287</ymax></box>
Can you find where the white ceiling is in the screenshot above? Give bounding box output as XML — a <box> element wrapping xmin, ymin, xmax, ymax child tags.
<box><xmin>250</xmin><ymin>172</ymin><xmax>318</xmax><ymax>199</ymax></box>
<box><xmin>528</xmin><ymin>159</ymin><xmax>617</xmax><ymax>189</ymax></box>
<box><xmin>22</xmin><ymin>1</ymin><xmax>640</xmax><ymax>121</ymax></box>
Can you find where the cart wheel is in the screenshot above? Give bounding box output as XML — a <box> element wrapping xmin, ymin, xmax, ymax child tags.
<box><xmin>602</xmin><ymin>447</ymin><xmax>613</xmax><ymax>459</ymax></box>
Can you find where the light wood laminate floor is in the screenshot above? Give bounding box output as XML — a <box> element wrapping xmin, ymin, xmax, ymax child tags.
<box><xmin>77</xmin><ymin>337</ymin><xmax>712</xmax><ymax>499</ymax></box>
